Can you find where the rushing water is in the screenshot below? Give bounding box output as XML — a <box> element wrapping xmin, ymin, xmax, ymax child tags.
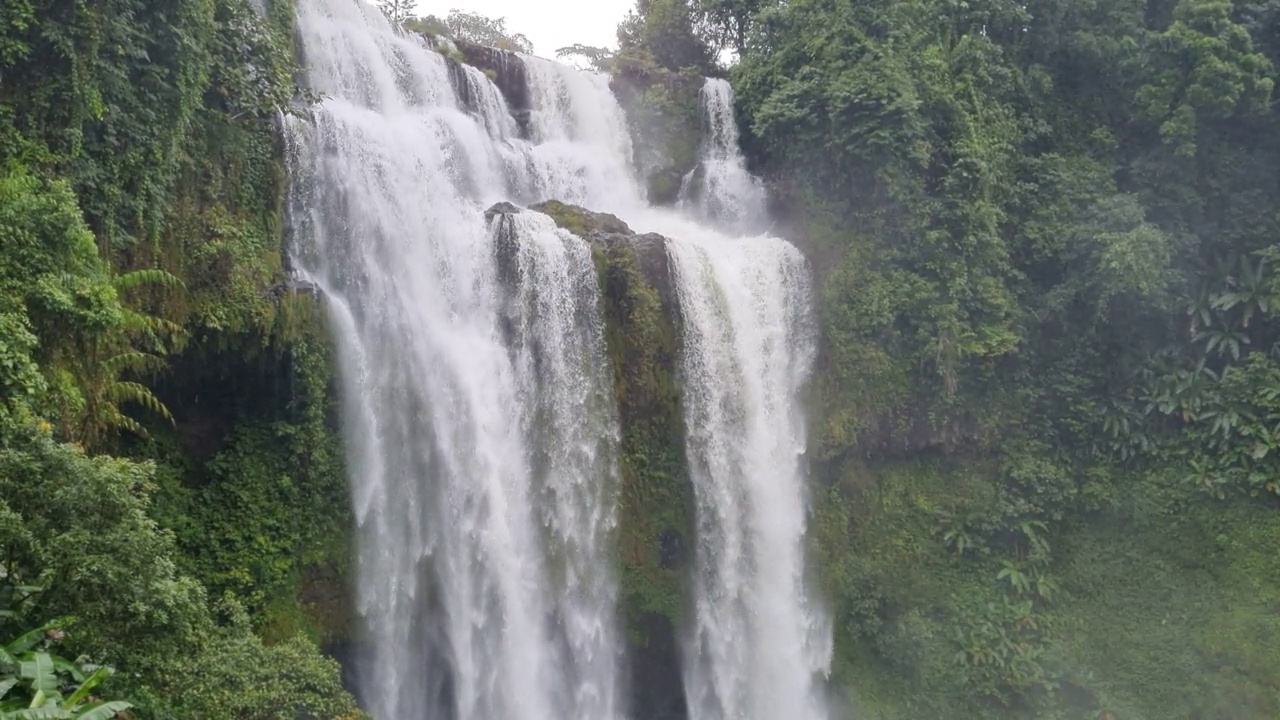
<box><xmin>667</xmin><ymin>78</ymin><xmax>832</xmax><ymax>720</ymax></box>
<box><xmin>679</xmin><ymin>78</ymin><xmax>769</xmax><ymax>235</ymax></box>
<box><xmin>287</xmin><ymin>3</ymin><xmax>828</xmax><ymax>719</ymax></box>
<box><xmin>287</xmin><ymin>3</ymin><xmax>624</xmax><ymax>720</ymax></box>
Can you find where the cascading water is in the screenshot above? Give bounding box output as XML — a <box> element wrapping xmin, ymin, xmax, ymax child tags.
<box><xmin>285</xmin><ymin>3</ymin><xmax>625</xmax><ymax>719</ymax></box>
<box><xmin>666</xmin><ymin>78</ymin><xmax>833</xmax><ymax>720</ymax></box>
<box><xmin>495</xmin><ymin>210</ymin><xmax>623</xmax><ymax>720</ymax></box>
<box><xmin>679</xmin><ymin>78</ymin><xmax>769</xmax><ymax>235</ymax></box>
<box><xmin>287</xmin><ymin>2</ymin><xmax>828</xmax><ymax>719</ymax></box>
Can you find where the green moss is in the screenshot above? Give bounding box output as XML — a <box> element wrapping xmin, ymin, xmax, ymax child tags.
<box><xmin>532</xmin><ymin>200</ymin><xmax>633</xmax><ymax>237</ymax></box>
<box><xmin>595</xmin><ymin>238</ymin><xmax>692</xmax><ymax>635</ymax></box>
<box><xmin>593</xmin><ymin>233</ymin><xmax>692</xmax><ymax>718</ymax></box>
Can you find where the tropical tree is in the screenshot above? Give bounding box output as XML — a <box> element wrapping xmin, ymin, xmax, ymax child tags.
<box><xmin>47</xmin><ymin>269</ymin><xmax>185</xmax><ymax>451</ymax></box>
<box><xmin>440</xmin><ymin>11</ymin><xmax>533</xmax><ymax>53</ymax></box>
<box><xmin>618</xmin><ymin>0</ymin><xmax>717</xmax><ymax>72</ymax></box>
<box><xmin>0</xmin><ymin>170</ymin><xmax>177</xmax><ymax>449</ymax></box>
<box><xmin>695</xmin><ymin>0</ymin><xmax>765</xmax><ymax>53</ymax></box>
<box><xmin>557</xmin><ymin>44</ymin><xmax>615</xmax><ymax>72</ymax></box>
<box><xmin>0</xmin><ymin>621</ymin><xmax>131</xmax><ymax>720</ymax></box>
<box><xmin>377</xmin><ymin>0</ymin><xmax>417</xmax><ymax>26</ymax></box>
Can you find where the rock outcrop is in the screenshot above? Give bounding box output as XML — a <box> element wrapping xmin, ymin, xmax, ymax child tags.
<box><xmin>454</xmin><ymin>40</ymin><xmax>532</xmax><ymax>136</ymax></box>
<box><xmin>529</xmin><ymin>200</ymin><xmax>679</xmax><ymax>313</ymax></box>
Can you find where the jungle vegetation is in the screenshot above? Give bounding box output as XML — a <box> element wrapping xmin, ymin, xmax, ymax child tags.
<box><xmin>3</xmin><ymin>0</ymin><xmax>1280</xmax><ymax>718</ymax></box>
<box><xmin>0</xmin><ymin>0</ymin><xmax>360</xmax><ymax>716</ymax></box>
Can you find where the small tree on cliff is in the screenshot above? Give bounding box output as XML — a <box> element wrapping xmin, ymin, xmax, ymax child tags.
<box><xmin>378</xmin><ymin>0</ymin><xmax>417</xmax><ymax>26</ymax></box>
<box><xmin>444</xmin><ymin>11</ymin><xmax>534</xmax><ymax>54</ymax></box>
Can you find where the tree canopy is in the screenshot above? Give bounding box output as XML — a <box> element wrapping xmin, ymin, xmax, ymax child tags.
<box><xmin>409</xmin><ymin>10</ymin><xmax>535</xmax><ymax>54</ymax></box>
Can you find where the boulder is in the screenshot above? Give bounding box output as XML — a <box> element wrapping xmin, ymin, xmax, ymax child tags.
<box><xmin>483</xmin><ymin>201</ymin><xmax>522</xmax><ymax>222</ymax></box>
<box><xmin>530</xmin><ymin>200</ymin><xmax>632</xmax><ymax>236</ymax></box>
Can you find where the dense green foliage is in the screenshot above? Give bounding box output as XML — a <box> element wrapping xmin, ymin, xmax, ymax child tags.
<box><xmin>609</xmin><ymin>0</ymin><xmax>1280</xmax><ymax>712</ymax></box>
<box><xmin>607</xmin><ymin>9</ymin><xmax>710</xmax><ymax>207</ymax></box>
<box><xmin>0</xmin><ymin>0</ymin><xmax>359</xmax><ymax>716</ymax></box>
<box><xmin>0</xmin><ymin>620</ymin><xmax>132</xmax><ymax>720</ymax></box>
<box><xmin>406</xmin><ymin>10</ymin><xmax>534</xmax><ymax>54</ymax></box>
<box><xmin>6</xmin><ymin>0</ymin><xmax>1280</xmax><ymax>716</ymax></box>
<box><xmin>622</xmin><ymin>0</ymin><xmax>1280</xmax><ymax>716</ymax></box>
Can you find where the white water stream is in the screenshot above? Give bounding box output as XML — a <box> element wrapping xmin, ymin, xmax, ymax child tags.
<box><xmin>670</xmin><ymin>79</ymin><xmax>832</xmax><ymax>720</ymax></box>
<box><xmin>679</xmin><ymin>78</ymin><xmax>770</xmax><ymax>235</ymax></box>
<box><xmin>287</xmin><ymin>3</ymin><xmax>829</xmax><ymax>718</ymax></box>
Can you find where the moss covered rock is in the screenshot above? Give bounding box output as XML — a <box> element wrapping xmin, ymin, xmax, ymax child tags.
<box><xmin>610</xmin><ymin>65</ymin><xmax>704</xmax><ymax>207</ymax></box>
<box><xmin>530</xmin><ymin>200</ymin><xmax>633</xmax><ymax>236</ymax></box>
<box><xmin>595</xmin><ymin>233</ymin><xmax>691</xmax><ymax>720</ymax></box>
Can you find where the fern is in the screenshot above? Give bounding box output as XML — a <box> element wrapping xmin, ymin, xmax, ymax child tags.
<box><xmin>110</xmin><ymin>269</ymin><xmax>185</xmax><ymax>293</ymax></box>
<box><xmin>103</xmin><ymin>382</ymin><xmax>173</xmax><ymax>423</ymax></box>
<box><xmin>118</xmin><ymin>309</ymin><xmax>186</xmax><ymax>354</ymax></box>
<box><xmin>73</xmin><ymin>359</ymin><xmax>176</xmax><ymax>449</ymax></box>
<box><xmin>99</xmin><ymin>408</ymin><xmax>146</xmax><ymax>441</ymax></box>
<box><xmin>49</xmin><ymin>267</ymin><xmax>187</xmax><ymax>450</ymax></box>
<box><xmin>98</xmin><ymin>353</ymin><xmax>165</xmax><ymax>377</ymax></box>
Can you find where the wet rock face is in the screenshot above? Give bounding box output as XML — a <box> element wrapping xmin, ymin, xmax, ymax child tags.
<box><xmin>482</xmin><ymin>203</ymin><xmax>524</xmax><ymax>351</ymax></box>
<box><xmin>485</xmin><ymin>201</ymin><xmax>675</xmax><ymax>306</ymax></box>
<box><xmin>626</xmin><ymin>232</ymin><xmax>678</xmax><ymax>313</ymax></box>
<box><xmin>610</xmin><ymin>70</ymin><xmax>704</xmax><ymax>208</ymax></box>
<box><xmin>455</xmin><ymin>40</ymin><xmax>532</xmax><ymax>136</ymax></box>
<box><xmin>484</xmin><ymin>201</ymin><xmax>522</xmax><ymax>222</ymax></box>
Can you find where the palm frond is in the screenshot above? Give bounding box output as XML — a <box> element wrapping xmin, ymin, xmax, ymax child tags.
<box><xmin>104</xmin><ymin>382</ymin><xmax>174</xmax><ymax>424</ymax></box>
<box><xmin>111</xmin><ymin>269</ymin><xmax>185</xmax><ymax>292</ymax></box>
<box><xmin>99</xmin><ymin>353</ymin><xmax>166</xmax><ymax>377</ymax></box>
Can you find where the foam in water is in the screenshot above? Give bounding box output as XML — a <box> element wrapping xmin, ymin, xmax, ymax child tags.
<box><xmin>656</xmin><ymin>77</ymin><xmax>832</xmax><ymax>720</ymax></box>
<box><xmin>288</xmin><ymin>3</ymin><xmax>830</xmax><ymax>719</ymax></box>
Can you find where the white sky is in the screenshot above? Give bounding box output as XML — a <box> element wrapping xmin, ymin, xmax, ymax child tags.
<box><xmin>416</xmin><ymin>0</ymin><xmax>635</xmax><ymax>59</ymax></box>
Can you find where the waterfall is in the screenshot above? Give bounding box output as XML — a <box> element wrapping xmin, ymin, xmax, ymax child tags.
<box><xmin>667</xmin><ymin>234</ymin><xmax>831</xmax><ymax>720</ymax></box>
<box><xmin>286</xmin><ymin>2</ymin><xmax>829</xmax><ymax>719</ymax></box>
<box><xmin>679</xmin><ymin>78</ymin><xmax>769</xmax><ymax>235</ymax></box>
<box><xmin>664</xmin><ymin>78</ymin><xmax>833</xmax><ymax>720</ymax></box>
<box><xmin>286</xmin><ymin>3</ymin><xmax>624</xmax><ymax>720</ymax></box>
